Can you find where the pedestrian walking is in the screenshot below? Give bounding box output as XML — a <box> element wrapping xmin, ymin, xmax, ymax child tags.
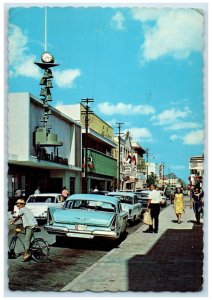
<box><xmin>170</xmin><ymin>188</ymin><xmax>175</xmax><ymax>204</ymax></box>
<box><xmin>190</xmin><ymin>187</ymin><xmax>204</xmax><ymax>224</ymax></box>
<box><xmin>34</xmin><ymin>186</ymin><xmax>40</xmax><ymax>194</ymax></box>
<box><xmin>143</xmin><ymin>183</ymin><xmax>162</xmax><ymax>233</ymax></box>
<box><xmin>62</xmin><ymin>186</ymin><xmax>69</xmax><ymax>200</ymax></box>
<box><xmin>93</xmin><ymin>186</ymin><xmax>99</xmax><ymax>192</ymax></box>
<box><xmin>173</xmin><ymin>187</ymin><xmax>185</xmax><ymax>224</ymax></box>
<box><xmin>11</xmin><ymin>199</ymin><xmax>38</xmax><ymax>261</ymax></box>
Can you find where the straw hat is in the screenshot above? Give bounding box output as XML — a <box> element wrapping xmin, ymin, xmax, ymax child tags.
<box><xmin>16</xmin><ymin>199</ymin><xmax>25</xmax><ymax>205</ymax></box>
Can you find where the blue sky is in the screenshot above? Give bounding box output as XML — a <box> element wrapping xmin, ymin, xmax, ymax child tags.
<box><xmin>7</xmin><ymin>5</ymin><xmax>205</xmax><ymax>182</ymax></box>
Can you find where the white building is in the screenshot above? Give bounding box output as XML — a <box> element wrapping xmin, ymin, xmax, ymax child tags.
<box><xmin>189</xmin><ymin>155</ymin><xmax>204</xmax><ymax>188</ymax></box>
<box><xmin>8</xmin><ymin>92</ymin><xmax>82</xmax><ymax>202</ymax></box>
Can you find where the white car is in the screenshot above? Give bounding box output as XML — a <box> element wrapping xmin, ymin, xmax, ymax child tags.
<box><xmin>12</xmin><ymin>193</ymin><xmax>64</xmax><ymax>220</ymax></box>
<box><xmin>107</xmin><ymin>192</ymin><xmax>142</xmax><ymax>224</ymax></box>
<box><xmin>160</xmin><ymin>191</ymin><xmax>167</xmax><ymax>207</ymax></box>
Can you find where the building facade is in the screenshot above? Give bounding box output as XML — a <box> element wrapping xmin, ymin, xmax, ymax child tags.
<box><xmin>113</xmin><ymin>132</ymin><xmax>146</xmax><ymax>191</ymax></box>
<box><xmin>56</xmin><ymin>103</ymin><xmax>117</xmax><ymax>192</ymax></box>
<box><xmin>8</xmin><ymin>92</ymin><xmax>82</xmax><ymax>205</ymax></box>
<box><xmin>189</xmin><ymin>155</ymin><xmax>204</xmax><ymax>189</ymax></box>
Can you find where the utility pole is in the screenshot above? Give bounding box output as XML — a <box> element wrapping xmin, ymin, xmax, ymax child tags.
<box><xmin>116</xmin><ymin>122</ymin><xmax>124</xmax><ymax>191</ymax></box>
<box><xmin>81</xmin><ymin>98</ymin><xmax>94</xmax><ymax>193</ymax></box>
<box><xmin>162</xmin><ymin>162</ymin><xmax>165</xmax><ymax>188</ymax></box>
<box><xmin>145</xmin><ymin>148</ymin><xmax>149</xmax><ymax>184</ymax></box>
<box><xmin>168</xmin><ymin>168</ymin><xmax>171</xmax><ymax>185</ymax></box>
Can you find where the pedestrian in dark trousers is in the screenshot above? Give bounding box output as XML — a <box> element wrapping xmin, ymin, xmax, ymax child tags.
<box><xmin>190</xmin><ymin>187</ymin><xmax>204</xmax><ymax>224</ymax></box>
<box><xmin>143</xmin><ymin>184</ymin><xmax>162</xmax><ymax>233</ymax></box>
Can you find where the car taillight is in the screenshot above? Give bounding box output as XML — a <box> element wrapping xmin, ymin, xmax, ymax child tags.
<box><xmin>111</xmin><ymin>215</ymin><xmax>116</xmax><ymax>231</ymax></box>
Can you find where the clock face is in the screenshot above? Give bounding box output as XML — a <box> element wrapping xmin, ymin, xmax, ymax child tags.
<box><xmin>41</xmin><ymin>52</ymin><xmax>54</xmax><ymax>63</ymax></box>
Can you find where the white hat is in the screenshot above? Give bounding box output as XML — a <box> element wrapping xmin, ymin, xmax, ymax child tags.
<box><xmin>16</xmin><ymin>199</ymin><xmax>25</xmax><ymax>205</ymax></box>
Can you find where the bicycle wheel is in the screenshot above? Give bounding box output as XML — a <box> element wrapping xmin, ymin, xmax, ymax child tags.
<box><xmin>30</xmin><ymin>238</ymin><xmax>50</xmax><ymax>263</ymax></box>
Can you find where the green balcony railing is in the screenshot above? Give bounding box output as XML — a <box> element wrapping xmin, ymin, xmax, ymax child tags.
<box><xmin>83</xmin><ymin>148</ymin><xmax>117</xmax><ymax>177</ymax></box>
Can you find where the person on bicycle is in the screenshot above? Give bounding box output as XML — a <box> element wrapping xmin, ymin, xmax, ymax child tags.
<box><xmin>11</xmin><ymin>199</ymin><xmax>38</xmax><ymax>261</ymax></box>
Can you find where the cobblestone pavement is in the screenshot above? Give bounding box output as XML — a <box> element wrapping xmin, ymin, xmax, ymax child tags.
<box><xmin>61</xmin><ymin>200</ymin><xmax>206</xmax><ymax>296</ymax></box>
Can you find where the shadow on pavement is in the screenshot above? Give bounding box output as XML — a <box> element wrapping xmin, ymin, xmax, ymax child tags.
<box><xmin>128</xmin><ymin>225</ymin><xmax>204</xmax><ymax>292</ymax></box>
<box><xmin>51</xmin><ymin>231</ymin><xmax>129</xmax><ymax>251</ymax></box>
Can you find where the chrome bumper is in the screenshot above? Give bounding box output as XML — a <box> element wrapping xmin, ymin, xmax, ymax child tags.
<box><xmin>44</xmin><ymin>225</ymin><xmax>119</xmax><ymax>240</ymax></box>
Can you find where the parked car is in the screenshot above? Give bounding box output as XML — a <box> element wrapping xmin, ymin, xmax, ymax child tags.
<box><xmin>135</xmin><ymin>190</ymin><xmax>167</xmax><ymax>210</ymax></box>
<box><xmin>12</xmin><ymin>193</ymin><xmax>64</xmax><ymax>220</ymax></box>
<box><xmin>107</xmin><ymin>192</ymin><xmax>142</xmax><ymax>224</ymax></box>
<box><xmin>91</xmin><ymin>191</ymin><xmax>109</xmax><ymax>195</ymax></box>
<box><xmin>134</xmin><ymin>190</ymin><xmax>150</xmax><ymax>212</ymax></box>
<box><xmin>44</xmin><ymin>194</ymin><xmax>128</xmax><ymax>243</ymax></box>
<box><xmin>159</xmin><ymin>191</ymin><xmax>167</xmax><ymax>207</ymax></box>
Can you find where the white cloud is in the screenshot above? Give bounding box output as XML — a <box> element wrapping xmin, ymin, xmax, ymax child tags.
<box><xmin>152</xmin><ymin>107</ymin><xmax>191</xmax><ymax>125</ymax></box>
<box><xmin>105</xmin><ymin>118</ymin><xmax>131</xmax><ymax>128</ymax></box>
<box><xmin>8</xmin><ymin>24</ymin><xmax>28</xmax><ymax>65</ymax></box>
<box><xmin>98</xmin><ymin>102</ymin><xmax>155</xmax><ymax>116</ymax></box>
<box><xmin>111</xmin><ymin>12</ymin><xmax>126</xmax><ymax>30</ymax></box>
<box><xmin>8</xmin><ymin>24</ymin><xmax>81</xmax><ymax>88</ymax></box>
<box><xmin>170</xmin><ymin>134</ymin><xmax>179</xmax><ymax>141</ymax></box>
<box><xmin>165</xmin><ymin>121</ymin><xmax>201</xmax><ymax>131</ymax></box>
<box><xmin>124</xmin><ymin>127</ymin><xmax>153</xmax><ymax>142</ymax></box>
<box><xmin>131</xmin><ymin>8</ymin><xmax>203</xmax><ymax>62</ymax></box>
<box><xmin>183</xmin><ymin>129</ymin><xmax>204</xmax><ymax>145</ymax></box>
<box><xmin>54</xmin><ymin>69</ymin><xmax>81</xmax><ymax>88</ymax></box>
<box><xmin>8</xmin><ymin>24</ymin><xmax>41</xmax><ymax>78</ymax></box>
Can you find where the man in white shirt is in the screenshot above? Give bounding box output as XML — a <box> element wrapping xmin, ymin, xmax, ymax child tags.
<box><xmin>144</xmin><ymin>184</ymin><xmax>162</xmax><ymax>233</ymax></box>
<box><xmin>11</xmin><ymin>199</ymin><xmax>38</xmax><ymax>261</ymax></box>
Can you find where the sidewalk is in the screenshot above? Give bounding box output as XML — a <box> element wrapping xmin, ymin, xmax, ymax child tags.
<box><xmin>61</xmin><ymin>201</ymin><xmax>205</xmax><ymax>294</ymax></box>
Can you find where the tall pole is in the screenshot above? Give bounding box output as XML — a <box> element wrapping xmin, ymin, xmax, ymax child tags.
<box><xmin>44</xmin><ymin>7</ymin><xmax>47</xmax><ymax>51</ymax></box>
<box><xmin>162</xmin><ymin>162</ymin><xmax>165</xmax><ymax>188</ymax></box>
<box><xmin>168</xmin><ymin>168</ymin><xmax>170</xmax><ymax>185</ymax></box>
<box><xmin>81</xmin><ymin>98</ymin><xmax>94</xmax><ymax>193</ymax></box>
<box><xmin>116</xmin><ymin>122</ymin><xmax>124</xmax><ymax>191</ymax></box>
<box><xmin>145</xmin><ymin>148</ymin><xmax>149</xmax><ymax>184</ymax></box>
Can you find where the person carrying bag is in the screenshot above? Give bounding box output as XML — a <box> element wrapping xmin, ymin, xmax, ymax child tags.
<box><xmin>143</xmin><ymin>184</ymin><xmax>162</xmax><ymax>233</ymax></box>
<box><xmin>143</xmin><ymin>209</ymin><xmax>152</xmax><ymax>225</ymax></box>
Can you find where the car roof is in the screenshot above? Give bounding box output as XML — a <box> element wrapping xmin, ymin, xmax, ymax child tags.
<box><xmin>108</xmin><ymin>192</ymin><xmax>135</xmax><ymax>197</ymax></box>
<box><xmin>67</xmin><ymin>193</ymin><xmax>119</xmax><ymax>205</ymax></box>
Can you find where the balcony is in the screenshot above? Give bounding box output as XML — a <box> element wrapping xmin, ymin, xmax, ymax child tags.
<box><xmin>83</xmin><ymin>148</ymin><xmax>117</xmax><ymax>177</ymax></box>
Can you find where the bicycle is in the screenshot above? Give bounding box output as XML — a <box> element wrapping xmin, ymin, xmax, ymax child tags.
<box><xmin>8</xmin><ymin>225</ymin><xmax>50</xmax><ymax>263</ymax></box>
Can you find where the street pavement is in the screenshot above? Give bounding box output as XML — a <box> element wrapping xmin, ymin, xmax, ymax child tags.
<box><xmin>61</xmin><ymin>199</ymin><xmax>206</xmax><ymax>295</ymax></box>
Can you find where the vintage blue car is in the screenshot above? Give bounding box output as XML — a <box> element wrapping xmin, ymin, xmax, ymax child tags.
<box><xmin>44</xmin><ymin>194</ymin><xmax>128</xmax><ymax>242</ymax></box>
<box><xmin>107</xmin><ymin>192</ymin><xmax>142</xmax><ymax>224</ymax></box>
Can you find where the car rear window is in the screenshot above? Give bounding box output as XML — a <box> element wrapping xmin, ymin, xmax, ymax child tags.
<box><xmin>27</xmin><ymin>196</ymin><xmax>56</xmax><ymax>203</ymax></box>
<box><xmin>112</xmin><ymin>195</ymin><xmax>134</xmax><ymax>205</ymax></box>
<box><xmin>63</xmin><ymin>199</ymin><xmax>116</xmax><ymax>212</ymax></box>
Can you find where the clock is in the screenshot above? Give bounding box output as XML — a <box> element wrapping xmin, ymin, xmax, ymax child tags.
<box><xmin>41</xmin><ymin>52</ymin><xmax>54</xmax><ymax>63</ymax></box>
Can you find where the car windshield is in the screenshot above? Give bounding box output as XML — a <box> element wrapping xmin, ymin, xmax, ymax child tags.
<box><xmin>27</xmin><ymin>196</ymin><xmax>56</xmax><ymax>203</ymax></box>
<box><xmin>63</xmin><ymin>199</ymin><xmax>116</xmax><ymax>212</ymax></box>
